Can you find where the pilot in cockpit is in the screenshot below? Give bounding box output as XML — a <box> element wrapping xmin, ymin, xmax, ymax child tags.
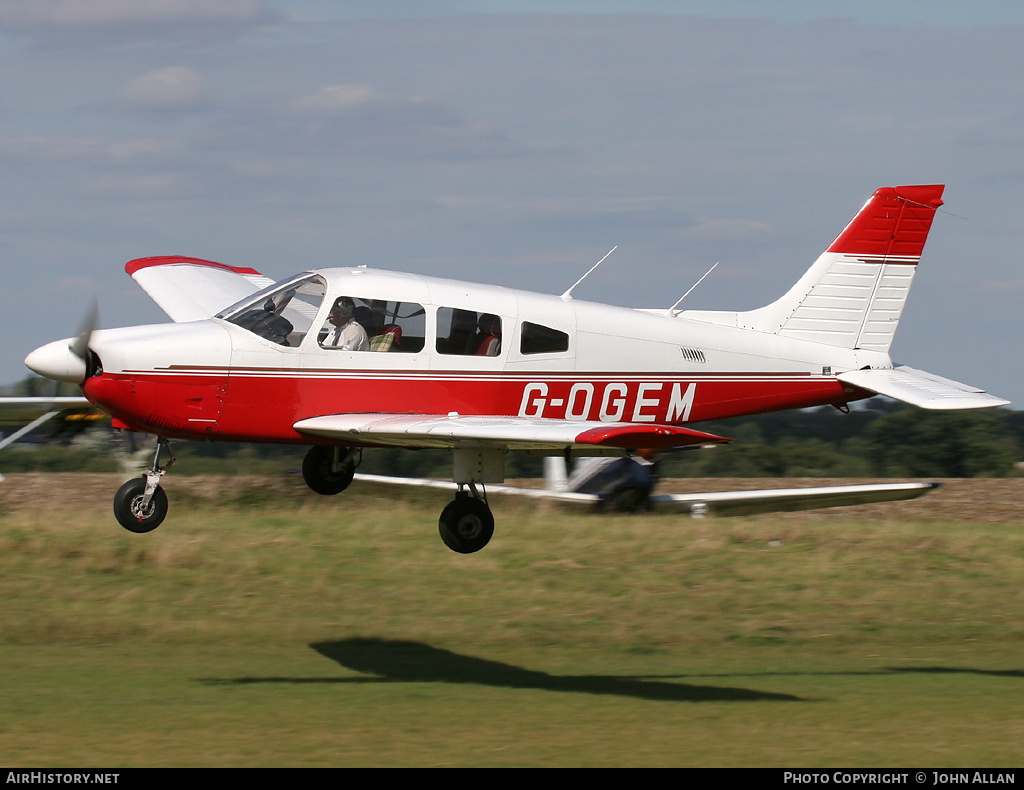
<box><xmin>321</xmin><ymin>297</ymin><xmax>369</xmax><ymax>351</ymax></box>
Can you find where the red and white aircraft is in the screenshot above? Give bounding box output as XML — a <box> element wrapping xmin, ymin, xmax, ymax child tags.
<box><xmin>21</xmin><ymin>184</ymin><xmax>1009</xmax><ymax>551</ymax></box>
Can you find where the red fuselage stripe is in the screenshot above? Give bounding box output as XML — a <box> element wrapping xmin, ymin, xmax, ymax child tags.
<box><xmin>83</xmin><ymin>370</ymin><xmax>857</xmax><ymax>444</ymax></box>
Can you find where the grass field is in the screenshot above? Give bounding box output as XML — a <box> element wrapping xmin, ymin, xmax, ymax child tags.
<box><xmin>1</xmin><ymin>474</ymin><xmax>1022</xmax><ymax>767</ymax></box>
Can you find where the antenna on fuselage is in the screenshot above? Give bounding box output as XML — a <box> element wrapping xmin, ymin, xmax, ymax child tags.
<box><xmin>667</xmin><ymin>262</ymin><xmax>718</xmax><ymax>317</ymax></box>
<box><xmin>561</xmin><ymin>246</ymin><xmax>617</xmax><ymax>301</ymax></box>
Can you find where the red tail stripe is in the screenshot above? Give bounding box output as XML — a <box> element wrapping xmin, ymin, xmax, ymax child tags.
<box><xmin>826</xmin><ymin>184</ymin><xmax>944</xmax><ymax>259</ymax></box>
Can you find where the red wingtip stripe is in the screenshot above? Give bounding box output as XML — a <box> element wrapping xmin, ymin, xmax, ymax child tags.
<box><xmin>574</xmin><ymin>424</ymin><xmax>730</xmax><ymax>449</ymax></box>
<box><xmin>125</xmin><ymin>256</ymin><xmax>265</xmax><ymax>277</ymax></box>
<box><xmin>827</xmin><ymin>184</ymin><xmax>945</xmax><ymax>259</ymax></box>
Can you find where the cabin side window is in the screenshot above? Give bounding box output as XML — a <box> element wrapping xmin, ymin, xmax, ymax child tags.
<box><xmin>222</xmin><ymin>275</ymin><xmax>326</xmax><ymax>347</ymax></box>
<box><xmin>520</xmin><ymin>321</ymin><xmax>569</xmax><ymax>354</ymax></box>
<box><xmin>318</xmin><ymin>297</ymin><xmax>425</xmax><ymax>353</ymax></box>
<box><xmin>435</xmin><ymin>308</ymin><xmax>502</xmax><ymax>356</ymax></box>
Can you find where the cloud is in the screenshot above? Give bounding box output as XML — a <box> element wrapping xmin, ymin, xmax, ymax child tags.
<box><xmin>0</xmin><ymin>0</ymin><xmax>269</xmax><ymax>25</ymax></box>
<box><xmin>201</xmin><ymin>82</ymin><xmax>528</xmax><ymax>162</ymax></box>
<box><xmin>85</xmin><ymin>172</ymin><xmax>196</xmax><ymax>199</ymax></box>
<box><xmin>292</xmin><ymin>84</ymin><xmax>379</xmax><ymax>114</ymax></box>
<box><xmin>119</xmin><ymin>67</ymin><xmax>207</xmax><ymax>111</ymax></box>
<box><xmin>0</xmin><ymin>134</ymin><xmax>181</xmax><ymax>166</ymax></box>
<box><xmin>682</xmin><ymin>216</ymin><xmax>774</xmax><ymax>242</ymax></box>
<box><xmin>0</xmin><ymin>0</ymin><xmax>284</xmax><ymax>43</ymax></box>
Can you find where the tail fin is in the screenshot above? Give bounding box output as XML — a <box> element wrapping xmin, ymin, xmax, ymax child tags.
<box><xmin>689</xmin><ymin>185</ymin><xmax>945</xmax><ymax>352</ymax></box>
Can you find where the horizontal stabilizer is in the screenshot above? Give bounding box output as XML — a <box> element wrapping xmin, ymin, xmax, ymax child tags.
<box><xmin>838</xmin><ymin>366</ymin><xmax>1010</xmax><ymax>410</ymax></box>
<box><xmin>650</xmin><ymin>481</ymin><xmax>939</xmax><ymax>517</ymax></box>
<box><xmin>126</xmin><ymin>256</ymin><xmax>275</xmax><ymax>322</ymax></box>
<box><xmin>294</xmin><ymin>413</ymin><xmax>730</xmax><ymax>452</ymax></box>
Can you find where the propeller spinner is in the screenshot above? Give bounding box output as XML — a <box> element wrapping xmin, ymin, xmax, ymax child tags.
<box><xmin>25</xmin><ymin>302</ymin><xmax>99</xmax><ymax>384</ymax></box>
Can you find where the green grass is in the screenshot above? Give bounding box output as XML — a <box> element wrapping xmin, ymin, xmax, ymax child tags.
<box><xmin>1</xmin><ymin>478</ymin><xmax>1023</xmax><ymax>766</ymax></box>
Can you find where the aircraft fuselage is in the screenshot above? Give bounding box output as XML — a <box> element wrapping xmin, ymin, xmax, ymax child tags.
<box><xmin>76</xmin><ymin>267</ymin><xmax>875</xmax><ymax>444</ymax></box>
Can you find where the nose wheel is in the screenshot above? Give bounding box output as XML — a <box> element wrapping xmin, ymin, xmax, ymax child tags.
<box><xmin>438</xmin><ymin>489</ymin><xmax>494</xmax><ymax>554</ymax></box>
<box><xmin>113</xmin><ymin>437</ymin><xmax>173</xmax><ymax>533</ymax></box>
<box><xmin>113</xmin><ymin>476</ymin><xmax>168</xmax><ymax>533</ymax></box>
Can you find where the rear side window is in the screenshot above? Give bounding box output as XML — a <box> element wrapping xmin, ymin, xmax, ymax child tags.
<box><xmin>520</xmin><ymin>322</ymin><xmax>569</xmax><ymax>354</ymax></box>
<box><xmin>436</xmin><ymin>308</ymin><xmax>502</xmax><ymax>356</ymax></box>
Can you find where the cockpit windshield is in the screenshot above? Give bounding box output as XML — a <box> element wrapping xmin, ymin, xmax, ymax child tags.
<box><xmin>217</xmin><ymin>274</ymin><xmax>327</xmax><ymax>347</ymax></box>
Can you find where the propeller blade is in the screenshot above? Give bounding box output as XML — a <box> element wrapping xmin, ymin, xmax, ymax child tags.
<box><xmin>69</xmin><ymin>300</ymin><xmax>99</xmax><ymax>362</ymax></box>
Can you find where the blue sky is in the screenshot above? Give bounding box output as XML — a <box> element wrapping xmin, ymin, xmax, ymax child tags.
<box><xmin>1</xmin><ymin>1</ymin><xmax>1021</xmax><ymax>405</ymax></box>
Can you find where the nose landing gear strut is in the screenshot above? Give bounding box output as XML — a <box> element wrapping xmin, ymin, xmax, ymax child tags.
<box><xmin>113</xmin><ymin>437</ymin><xmax>174</xmax><ymax>533</ymax></box>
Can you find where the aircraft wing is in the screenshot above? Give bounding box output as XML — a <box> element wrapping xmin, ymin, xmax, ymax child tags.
<box><xmin>0</xmin><ymin>396</ymin><xmax>92</xmax><ymax>411</ymax></box>
<box><xmin>126</xmin><ymin>256</ymin><xmax>275</xmax><ymax>322</ymax></box>
<box><xmin>351</xmin><ymin>472</ymin><xmax>938</xmax><ymax>517</ymax></box>
<box><xmin>648</xmin><ymin>481</ymin><xmax>939</xmax><ymax>517</ymax></box>
<box><xmin>293</xmin><ymin>413</ymin><xmax>730</xmax><ymax>451</ymax></box>
<box><xmin>354</xmin><ymin>473</ymin><xmax>601</xmax><ymax>504</ymax></box>
<box><xmin>838</xmin><ymin>366</ymin><xmax>1009</xmax><ymax>409</ymax></box>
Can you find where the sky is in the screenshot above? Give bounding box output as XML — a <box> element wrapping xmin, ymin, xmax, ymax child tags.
<box><xmin>1</xmin><ymin>1</ymin><xmax>1021</xmax><ymax>407</ymax></box>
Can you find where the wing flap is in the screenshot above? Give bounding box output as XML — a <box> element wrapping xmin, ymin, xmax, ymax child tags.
<box><xmin>294</xmin><ymin>413</ymin><xmax>729</xmax><ymax>451</ymax></box>
<box><xmin>126</xmin><ymin>256</ymin><xmax>275</xmax><ymax>323</ymax></box>
<box><xmin>838</xmin><ymin>366</ymin><xmax>1009</xmax><ymax>410</ymax></box>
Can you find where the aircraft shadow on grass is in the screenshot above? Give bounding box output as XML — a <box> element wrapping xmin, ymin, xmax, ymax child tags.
<box><xmin>887</xmin><ymin>666</ymin><xmax>1024</xmax><ymax>679</ymax></box>
<box><xmin>201</xmin><ymin>638</ymin><xmax>803</xmax><ymax>703</ymax></box>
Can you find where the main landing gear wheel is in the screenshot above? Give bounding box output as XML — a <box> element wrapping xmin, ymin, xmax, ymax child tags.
<box><xmin>438</xmin><ymin>492</ymin><xmax>494</xmax><ymax>554</ymax></box>
<box><xmin>113</xmin><ymin>476</ymin><xmax>168</xmax><ymax>533</ymax></box>
<box><xmin>302</xmin><ymin>446</ymin><xmax>357</xmax><ymax>495</ymax></box>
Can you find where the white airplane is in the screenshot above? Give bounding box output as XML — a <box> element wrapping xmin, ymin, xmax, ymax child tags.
<box><xmin>20</xmin><ymin>184</ymin><xmax>1008</xmax><ymax>551</ymax></box>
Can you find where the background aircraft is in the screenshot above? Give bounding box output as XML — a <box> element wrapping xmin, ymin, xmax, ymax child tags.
<box><xmin>0</xmin><ymin>396</ymin><xmax>93</xmax><ymax>449</ymax></box>
<box><xmin>18</xmin><ymin>184</ymin><xmax>1008</xmax><ymax>552</ymax></box>
<box><xmin>355</xmin><ymin>454</ymin><xmax>939</xmax><ymax>519</ymax></box>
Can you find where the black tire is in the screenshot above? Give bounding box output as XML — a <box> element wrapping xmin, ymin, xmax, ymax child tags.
<box><xmin>113</xmin><ymin>477</ymin><xmax>168</xmax><ymax>533</ymax></box>
<box><xmin>438</xmin><ymin>496</ymin><xmax>494</xmax><ymax>554</ymax></box>
<box><xmin>302</xmin><ymin>446</ymin><xmax>356</xmax><ymax>495</ymax></box>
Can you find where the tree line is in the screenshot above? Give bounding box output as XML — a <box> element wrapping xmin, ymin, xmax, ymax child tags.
<box><xmin>656</xmin><ymin>402</ymin><xmax>1021</xmax><ymax>478</ymax></box>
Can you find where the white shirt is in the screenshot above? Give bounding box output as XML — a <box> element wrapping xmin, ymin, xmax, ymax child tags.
<box><xmin>326</xmin><ymin>320</ymin><xmax>368</xmax><ymax>351</ymax></box>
